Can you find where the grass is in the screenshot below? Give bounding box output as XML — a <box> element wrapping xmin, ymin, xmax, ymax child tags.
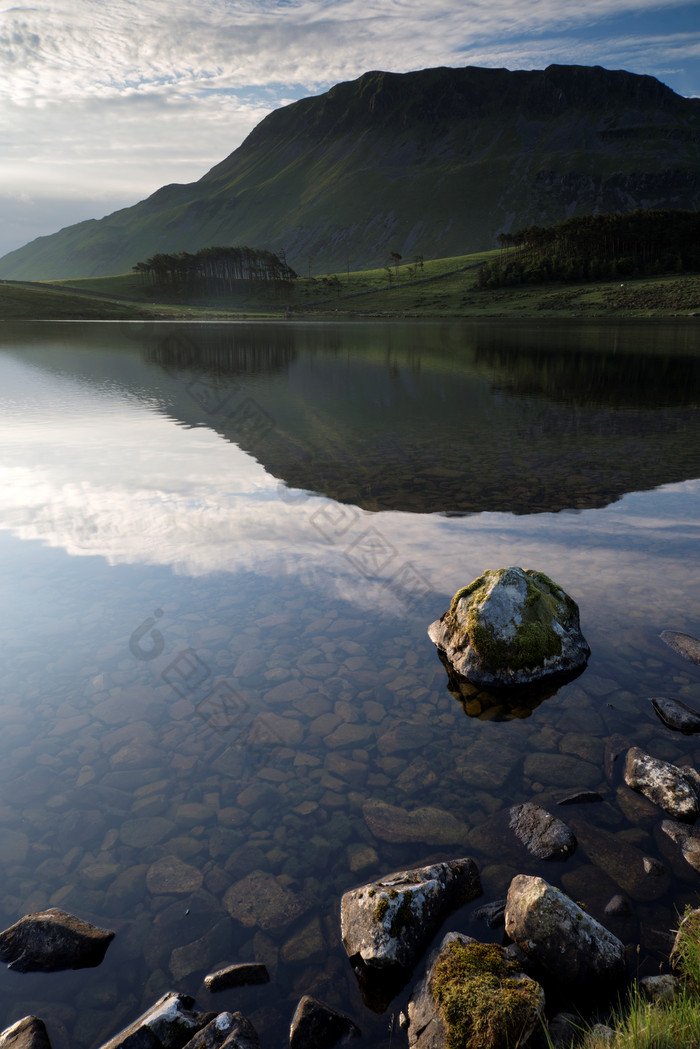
<box><xmin>569</xmin><ymin>906</ymin><xmax>700</xmax><ymax>1049</ymax></box>
<box><xmin>1</xmin><ymin>251</ymin><xmax>699</xmax><ymax>320</ymax></box>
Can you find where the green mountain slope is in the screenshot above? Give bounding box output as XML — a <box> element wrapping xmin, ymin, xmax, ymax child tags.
<box><xmin>2</xmin><ymin>63</ymin><xmax>700</xmax><ymax>280</ymax></box>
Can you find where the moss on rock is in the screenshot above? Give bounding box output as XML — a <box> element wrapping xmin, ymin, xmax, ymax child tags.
<box><xmin>432</xmin><ymin>940</ymin><xmax>543</xmax><ymax>1049</ymax></box>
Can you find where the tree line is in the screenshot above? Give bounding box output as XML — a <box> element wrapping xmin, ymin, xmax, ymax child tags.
<box><xmin>133</xmin><ymin>245</ymin><xmax>298</xmax><ymax>289</ymax></box>
<box><xmin>477</xmin><ymin>209</ymin><xmax>700</xmax><ymax>287</ymax></box>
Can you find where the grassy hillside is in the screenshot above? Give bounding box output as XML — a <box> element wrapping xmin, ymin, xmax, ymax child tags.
<box><xmin>1</xmin><ymin>63</ymin><xmax>699</xmax><ymax>280</ymax></box>
<box><xmin>1</xmin><ymin>251</ymin><xmax>698</xmax><ymax>320</ymax></box>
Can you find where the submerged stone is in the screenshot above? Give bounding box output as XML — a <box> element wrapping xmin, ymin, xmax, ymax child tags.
<box><xmin>651</xmin><ymin>696</ymin><xmax>700</xmax><ymax>734</ymax></box>
<box><xmin>659</xmin><ymin>630</ymin><xmax>700</xmax><ymax>666</ymax></box>
<box><xmin>428</xmin><ymin>567</ymin><xmax>590</xmax><ymax>688</ymax></box>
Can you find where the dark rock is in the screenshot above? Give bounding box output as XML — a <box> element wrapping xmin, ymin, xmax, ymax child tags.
<box><xmin>219</xmin><ymin>1014</ymin><xmax>259</xmax><ymax>1049</ymax></box>
<box><xmin>474</xmin><ymin>900</ymin><xmax>506</xmax><ymax>928</ymax></box>
<box><xmin>428</xmin><ymin>567</ymin><xmax>590</xmax><ymax>688</ymax></box>
<box><xmin>98</xmin><ymin>992</ymin><xmax>207</xmax><ymax>1049</ymax></box>
<box><xmin>508</xmin><ymin>802</ymin><xmax>576</xmax><ymax>860</ymax></box>
<box><xmin>505</xmin><ymin>875</ymin><xmax>626</xmax><ymax>999</ymax></box>
<box><xmin>638</xmin><ymin>975</ymin><xmax>677</xmax><ymax>1004</ymax></box>
<box><xmin>604</xmin><ymin>895</ymin><xmax>632</xmax><ymax>917</ymax></box>
<box><xmin>557</xmin><ymin>791</ymin><xmax>604</xmax><ymax>806</ymax></box>
<box><xmin>340</xmin><ymin>858</ymin><xmax>481</xmax><ymax>974</ymax></box>
<box><xmin>204</xmin><ymin>963</ymin><xmax>270</xmax><ymax>993</ymax></box>
<box><xmin>0</xmin><ymin>1017</ymin><xmax>52</xmax><ymax>1049</ymax></box>
<box><xmin>180</xmin><ymin>1014</ymin><xmax>246</xmax><ymax>1049</ymax></box>
<box><xmin>289</xmin><ymin>997</ymin><xmax>360</xmax><ymax>1049</ymax></box>
<box><xmin>651</xmin><ymin>696</ymin><xmax>700</xmax><ymax>734</ymax></box>
<box><xmin>604</xmin><ymin>734</ymin><xmax>630</xmax><ymax>785</ymax></box>
<box><xmin>624</xmin><ymin>747</ymin><xmax>699</xmax><ymax>822</ymax></box>
<box><xmin>661</xmin><ymin>819</ymin><xmax>700</xmax><ymax>873</ymax></box>
<box><xmin>406</xmin><ymin>932</ymin><xmax>545</xmax><ymax>1049</ymax></box>
<box><xmin>659</xmin><ymin>630</ymin><xmax>700</xmax><ymax>666</ymax></box>
<box><xmin>0</xmin><ymin>909</ymin><xmax>114</xmax><ymax>973</ymax></box>
<box><xmin>568</xmin><ymin>819</ymin><xmax>670</xmax><ymax>901</ymax></box>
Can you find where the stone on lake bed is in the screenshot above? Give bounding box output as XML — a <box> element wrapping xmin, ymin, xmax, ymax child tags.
<box><xmin>508</xmin><ymin>802</ymin><xmax>576</xmax><ymax>861</ymax></box>
<box><xmin>146</xmin><ymin>856</ymin><xmax>204</xmax><ymax>895</ymax></box>
<box><xmin>0</xmin><ymin>908</ymin><xmax>114</xmax><ymax>973</ymax></box>
<box><xmin>659</xmin><ymin>630</ymin><xmax>700</xmax><ymax>666</ymax></box>
<box><xmin>223</xmin><ymin>870</ymin><xmax>311</xmax><ymax>930</ymax></box>
<box><xmin>428</xmin><ymin>567</ymin><xmax>590</xmax><ymax>688</ymax></box>
<box><xmin>362</xmin><ymin>799</ymin><xmax>469</xmax><ymax>845</ymax></box>
<box><xmin>204</xmin><ymin>961</ymin><xmax>270</xmax><ymax>992</ymax></box>
<box><xmin>661</xmin><ymin>820</ymin><xmax>700</xmax><ymax>874</ymax></box>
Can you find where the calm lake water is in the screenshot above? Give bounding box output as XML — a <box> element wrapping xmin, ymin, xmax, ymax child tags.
<box><xmin>0</xmin><ymin>318</ymin><xmax>699</xmax><ymax>1047</ymax></box>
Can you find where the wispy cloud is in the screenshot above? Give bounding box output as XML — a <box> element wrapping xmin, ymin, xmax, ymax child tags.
<box><xmin>0</xmin><ymin>0</ymin><xmax>698</xmax><ymax>255</ymax></box>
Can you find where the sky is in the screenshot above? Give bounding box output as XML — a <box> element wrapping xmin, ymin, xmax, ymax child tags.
<box><xmin>0</xmin><ymin>0</ymin><xmax>699</xmax><ymax>260</ymax></box>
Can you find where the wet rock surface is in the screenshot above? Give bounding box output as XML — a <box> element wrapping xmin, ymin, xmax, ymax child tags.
<box><xmin>624</xmin><ymin>747</ymin><xmax>700</xmax><ymax>822</ymax></box>
<box><xmin>340</xmin><ymin>859</ymin><xmax>482</xmax><ymax>973</ymax></box>
<box><xmin>659</xmin><ymin>630</ymin><xmax>700</xmax><ymax>666</ymax></box>
<box><xmin>99</xmin><ymin>993</ymin><xmax>209</xmax><ymax>1049</ymax></box>
<box><xmin>651</xmin><ymin>696</ymin><xmax>700</xmax><ymax>733</ymax></box>
<box><xmin>428</xmin><ymin>567</ymin><xmax>590</xmax><ymax>688</ymax></box>
<box><xmin>508</xmin><ymin>802</ymin><xmax>577</xmax><ymax>860</ymax></box>
<box><xmin>0</xmin><ymin>1018</ymin><xmax>52</xmax><ymax>1049</ymax></box>
<box><xmin>203</xmin><ymin>963</ymin><xmax>270</xmax><ymax>993</ymax></box>
<box><xmin>0</xmin><ymin>909</ymin><xmax>114</xmax><ymax>973</ymax></box>
<box><xmin>504</xmin><ymin>875</ymin><xmax>626</xmax><ymax>998</ymax></box>
<box><xmin>661</xmin><ymin>819</ymin><xmax>700</xmax><ymax>873</ymax></box>
<box><xmin>288</xmin><ymin>996</ymin><xmax>360</xmax><ymax>1049</ymax></box>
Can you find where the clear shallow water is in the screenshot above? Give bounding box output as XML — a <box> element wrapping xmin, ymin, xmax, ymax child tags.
<box><xmin>0</xmin><ymin>319</ymin><xmax>698</xmax><ymax>1047</ymax></box>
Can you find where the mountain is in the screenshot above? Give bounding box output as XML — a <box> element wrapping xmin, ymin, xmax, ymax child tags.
<box><xmin>2</xmin><ymin>63</ymin><xmax>700</xmax><ymax>280</ymax></box>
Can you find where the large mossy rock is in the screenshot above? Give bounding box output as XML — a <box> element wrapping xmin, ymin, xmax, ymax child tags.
<box><xmin>428</xmin><ymin>567</ymin><xmax>590</xmax><ymax>688</ymax></box>
<box><xmin>407</xmin><ymin>932</ymin><xmax>545</xmax><ymax>1049</ymax></box>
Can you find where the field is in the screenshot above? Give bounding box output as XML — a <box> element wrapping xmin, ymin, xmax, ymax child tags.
<box><xmin>1</xmin><ymin>251</ymin><xmax>699</xmax><ymax>320</ymax></box>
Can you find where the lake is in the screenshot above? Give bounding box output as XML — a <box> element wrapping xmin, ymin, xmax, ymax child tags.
<box><xmin>0</xmin><ymin>318</ymin><xmax>699</xmax><ymax>1047</ymax></box>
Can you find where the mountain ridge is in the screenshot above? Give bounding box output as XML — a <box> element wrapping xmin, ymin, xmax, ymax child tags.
<box><xmin>1</xmin><ymin>62</ymin><xmax>699</xmax><ymax>280</ymax></box>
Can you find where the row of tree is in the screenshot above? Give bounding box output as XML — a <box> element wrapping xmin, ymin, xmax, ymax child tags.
<box><xmin>133</xmin><ymin>246</ymin><xmax>298</xmax><ymax>288</ymax></box>
<box><xmin>477</xmin><ymin>209</ymin><xmax>700</xmax><ymax>287</ymax></box>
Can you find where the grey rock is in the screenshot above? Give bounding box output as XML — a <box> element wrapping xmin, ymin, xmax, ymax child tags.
<box><xmin>589</xmin><ymin>1024</ymin><xmax>615</xmax><ymax>1043</ymax></box>
<box><xmin>428</xmin><ymin>567</ymin><xmax>589</xmax><ymax>688</ymax></box>
<box><xmin>341</xmin><ymin>858</ymin><xmax>481</xmax><ymax>972</ymax></box>
<box><xmin>661</xmin><ymin>819</ymin><xmax>700</xmax><ymax>873</ymax></box>
<box><xmin>660</xmin><ymin>630</ymin><xmax>700</xmax><ymax>666</ymax></box>
<box><xmin>505</xmin><ymin>875</ymin><xmax>626</xmax><ymax>998</ymax></box>
<box><xmin>180</xmin><ymin>1014</ymin><xmax>253</xmax><ymax>1049</ymax></box>
<box><xmin>543</xmin><ymin>1012</ymin><xmax>581</xmax><ymax>1049</ymax></box>
<box><xmin>0</xmin><ymin>908</ymin><xmax>114</xmax><ymax>973</ymax></box>
<box><xmin>474</xmin><ymin>899</ymin><xmax>506</xmax><ymax>928</ymax></box>
<box><xmin>624</xmin><ymin>747</ymin><xmax>699</xmax><ymax>822</ymax></box>
<box><xmin>98</xmin><ymin>992</ymin><xmax>207</xmax><ymax>1049</ymax></box>
<box><xmin>407</xmin><ymin>932</ymin><xmax>545</xmax><ymax>1049</ymax></box>
<box><xmin>289</xmin><ymin>997</ymin><xmax>360</xmax><ymax>1049</ymax></box>
<box><xmin>362</xmin><ymin>799</ymin><xmax>469</xmax><ymax>846</ymax></box>
<box><xmin>638</xmin><ymin>974</ymin><xmax>677</xmax><ymax>1005</ymax></box>
<box><xmin>604</xmin><ymin>895</ymin><xmax>632</xmax><ymax>917</ymax></box>
<box><xmin>568</xmin><ymin>819</ymin><xmax>670</xmax><ymax>902</ymax></box>
<box><xmin>204</xmin><ymin>963</ymin><xmax>270</xmax><ymax>993</ymax></box>
<box><xmin>0</xmin><ymin>1017</ymin><xmax>52</xmax><ymax>1049</ymax></box>
<box><xmin>509</xmin><ymin>802</ymin><xmax>576</xmax><ymax>860</ymax></box>
<box><xmin>651</xmin><ymin>696</ymin><xmax>700</xmax><ymax>734</ymax></box>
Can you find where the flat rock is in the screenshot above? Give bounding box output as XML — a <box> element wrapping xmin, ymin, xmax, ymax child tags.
<box><xmin>223</xmin><ymin>870</ymin><xmax>311</xmax><ymax>930</ymax></box>
<box><xmin>0</xmin><ymin>1017</ymin><xmax>52</xmax><ymax>1049</ymax></box>
<box><xmin>505</xmin><ymin>875</ymin><xmax>625</xmax><ymax>998</ymax></box>
<box><xmin>146</xmin><ymin>856</ymin><xmax>204</xmax><ymax>895</ymax></box>
<box><xmin>624</xmin><ymin>747</ymin><xmax>699</xmax><ymax>822</ymax></box>
<box><xmin>362</xmin><ymin>799</ymin><xmax>468</xmax><ymax>845</ymax></box>
<box><xmin>428</xmin><ymin>567</ymin><xmax>590</xmax><ymax>688</ymax></box>
<box><xmin>0</xmin><ymin>908</ymin><xmax>114</xmax><ymax>973</ymax></box>
<box><xmin>569</xmin><ymin>819</ymin><xmax>670</xmax><ymax>902</ymax></box>
<box><xmin>661</xmin><ymin>820</ymin><xmax>700</xmax><ymax>873</ymax></box>
<box><xmin>289</xmin><ymin>996</ymin><xmax>360</xmax><ymax>1049</ymax></box>
<box><xmin>204</xmin><ymin>963</ymin><xmax>270</xmax><ymax>993</ymax></box>
<box><xmin>508</xmin><ymin>802</ymin><xmax>576</xmax><ymax>860</ymax></box>
<box><xmin>651</xmin><ymin>696</ymin><xmax>700</xmax><ymax>734</ymax></box>
<box><xmin>407</xmin><ymin>932</ymin><xmax>545</xmax><ymax>1049</ymax></box>
<box><xmin>341</xmin><ymin>858</ymin><xmax>481</xmax><ymax>973</ymax></box>
<box><xmin>660</xmin><ymin>630</ymin><xmax>700</xmax><ymax>666</ymax></box>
